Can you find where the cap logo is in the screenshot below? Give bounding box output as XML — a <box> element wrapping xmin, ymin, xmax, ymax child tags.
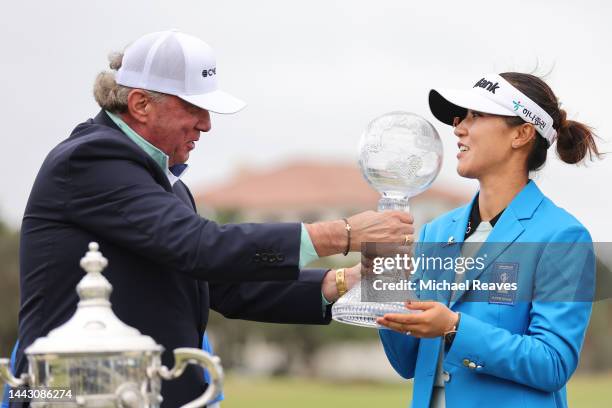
<box><xmin>473</xmin><ymin>78</ymin><xmax>500</xmax><ymax>94</ymax></box>
<box><xmin>512</xmin><ymin>100</ymin><xmax>524</xmax><ymax>111</ymax></box>
<box><xmin>202</xmin><ymin>67</ymin><xmax>217</xmax><ymax>78</ymax></box>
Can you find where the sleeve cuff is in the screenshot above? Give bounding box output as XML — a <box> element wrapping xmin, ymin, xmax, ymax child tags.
<box><xmin>322</xmin><ymin>291</ymin><xmax>332</xmax><ymax>317</ymax></box>
<box><xmin>299</xmin><ymin>223</ymin><xmax>320</xmax><ymax>269</ymax></box>
<box><xmin>445</xmin><ymin>312</ymin><xmax>486</xmax><ymax>373</ymax></box>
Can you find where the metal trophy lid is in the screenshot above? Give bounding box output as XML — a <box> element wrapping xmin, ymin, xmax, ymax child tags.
<box><xmin>26</xmin><ymin>242</ymin><xmax>162</xmax><ymax>355</ymax></box>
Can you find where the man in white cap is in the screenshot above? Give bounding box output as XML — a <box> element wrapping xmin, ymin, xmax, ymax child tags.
<box><xmin>14</xmin><ymin>30</ymin><xmax>413</xmax><ymax>407</ymax></box>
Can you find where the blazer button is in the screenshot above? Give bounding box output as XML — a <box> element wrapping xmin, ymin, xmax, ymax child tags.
<box><xmin>442</xmin><ymin>371</ymin><xmax>451</xmax><ymax>382</ymax></box>
<box><xmin>462</xmin><ymin>359</ymin><xmax>470</xmax><ymax>367</ymax></box>
<box><xmin>254</xmin><ymin>253</ymin><xmax>261</xmax><ymax>263</ymax></box>
<box><xmin>468</xmin><ymin>362</ymin><xmax>477</xmax><ymax>370</ymax></box>
<box><xmin>261</xmin><ymin>254</ymin><xmax>269</xmax><ymax>262</ymax></box>
<box><xmin>277</xmin><ymin>254</ymin><xmax>285</xmax><ymax>262</ymax></box>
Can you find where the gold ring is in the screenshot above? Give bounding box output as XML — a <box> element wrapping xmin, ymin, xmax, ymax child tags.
<box><xmin>404</xmin><ymin>235</ymin><xmax>412</xmax><ymax>246</ymax></box>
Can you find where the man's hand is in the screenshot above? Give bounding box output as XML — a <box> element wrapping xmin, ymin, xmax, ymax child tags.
<box><xmin>376</xmin><ymin>301</ymin><xmax>459</xmax><ymax>338</ymax></box>
<box><xmin>305</xmin><ymin>210</ymin><xmax>414</xmax><ymax>257</ymax></box>
<box><xmin>322</xmin><ymin>263</ymin><xmax>361</xmax><ymax>303</ymax></box>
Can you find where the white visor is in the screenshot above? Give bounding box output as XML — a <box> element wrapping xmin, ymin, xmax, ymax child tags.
<box><xmin>429</xmin><ymin>73</ymin><xmax>557</xmax><ymax>146</ymax></box>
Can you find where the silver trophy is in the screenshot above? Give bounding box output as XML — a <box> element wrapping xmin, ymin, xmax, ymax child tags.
<box><xmin>332</xmin><ymin>111</ymin><xmax>443</xmax><ymax>328</ymax></box>
<box><xmin>0</xmin><ymin>243</ymin><xmax>223</xmax><ymax>408</ymax></box>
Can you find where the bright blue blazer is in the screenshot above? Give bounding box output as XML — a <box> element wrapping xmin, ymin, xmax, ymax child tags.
<box><xmin>379</xmin><ymin>181</ymin><xmax>595</xmax><ymax>408</ymax></box>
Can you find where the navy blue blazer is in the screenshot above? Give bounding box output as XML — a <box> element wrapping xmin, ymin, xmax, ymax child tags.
<box><xmin>15</xmin><ymin>111</ymin><xmax>330</xmax><ymax>407</ymax></box>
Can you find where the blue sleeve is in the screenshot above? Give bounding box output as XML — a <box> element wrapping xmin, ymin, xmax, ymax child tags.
<box><xmin>1</xmin><ymin>341</ymin><xmax>19</xmax><ymax>408</ymax></box>
<box><xmin>444</xmin><ymin>227</ymin><xmax>595</xmax><ymax>392</ymax></box>
<box><xmin>201</xmin><ymin>333</ymin><xmax>224</xmax><ymax>404</ymax></box>
<box><xmin>378</xmin><ymin>330</ymin><xmax>421</xmax><ymax>379</ymax></box>
<box><xmin>1</xmin><ymin>381</ymin><xmax>7</xmax><ymax>408</ymax></box>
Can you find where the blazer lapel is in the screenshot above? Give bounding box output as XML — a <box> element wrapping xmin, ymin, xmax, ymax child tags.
<box><xmin>92</xmin><ymin>110</ymin><xmax>174</xmax><ymax>192</ymax></box>
<box><xmin>449</xmin><ymin>196</ymin><xmax>474</xmax><ymax>247</ymax></box>
<box><xmin>449</xmin><ymin>181</ymin><xmax>544</xmax><ymax>308</ymax></box>
<box><xmin>418</xmin><ymin>198</ymin><xmax>473</xmax><ymax>303</ymax></box>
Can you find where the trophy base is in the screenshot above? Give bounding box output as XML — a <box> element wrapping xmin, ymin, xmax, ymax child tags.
<box><xmin>332</xmin><ymin>301</ymin><xmax>415</xmax><ymax>328</ymax></box>
<box><xmin>331</xmin><ymin>284</ymin><xmax>418</xmax><ymax>329</ymax></box>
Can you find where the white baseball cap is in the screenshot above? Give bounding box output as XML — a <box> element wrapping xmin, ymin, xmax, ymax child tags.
<box><xmin>429</xmin><ymin>73</ymin><xmax>557</xmax><ymax>145</ymax></box>
<box><xmin>116</xmin><ymin>29</ymin><xmax>246</xmax><ymax>114</ymax></box>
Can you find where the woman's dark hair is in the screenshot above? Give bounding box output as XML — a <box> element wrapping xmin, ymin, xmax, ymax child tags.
<box><xmin>499</xmin><ymin>72</ymin><xmax>601</xmax><ymax>171</ymax></box>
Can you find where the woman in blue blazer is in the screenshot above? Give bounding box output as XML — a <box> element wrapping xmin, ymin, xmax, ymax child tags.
<box><xmin>377</xmin><ymin>72</ymin><xmax>600</xmax><ymax>408</ymax></box>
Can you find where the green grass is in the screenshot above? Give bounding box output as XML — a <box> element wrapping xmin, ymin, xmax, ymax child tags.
<box><xmin>222</xmin><ymin>377</ymin><xmax>409</xmax><ymax>408</ymax></box>
<box><xmin>566</xmin><ymin>374</ymin><xmax>612</xmax><ymax>407</ymax></box>
<box><xmin>221</xmin><ymin>374</ymin><xmax>612</xmax><ymax>408</ymax></box>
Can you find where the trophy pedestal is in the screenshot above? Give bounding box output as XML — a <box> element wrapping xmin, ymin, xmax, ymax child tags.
<box><xmin>332</xmin><ymin>195</ymin><xmax>419</xmax><ymax>329</ymax></box>
<box><xmin>332</xmin><ymin>284</ymin><xmax>416</xmax><ymax>328</ymax></box>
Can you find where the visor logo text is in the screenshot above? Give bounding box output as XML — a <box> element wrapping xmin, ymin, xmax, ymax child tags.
<box><xmin>474</xmin><ymin>78</ymin><xmax>500</xmax><ymax>94</ymax></box>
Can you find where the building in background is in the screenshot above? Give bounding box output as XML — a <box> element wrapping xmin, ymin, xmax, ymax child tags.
<box><xmin>195</xmin><ymin>161</ymin><xmax>471</xmax><ymax>229</ymax></box>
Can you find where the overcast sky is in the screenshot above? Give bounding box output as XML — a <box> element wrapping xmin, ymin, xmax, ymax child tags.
<box><xmin>1</xmin><ymin>0</ymin><xmax>611</xmax><ymax>240</ymax></box>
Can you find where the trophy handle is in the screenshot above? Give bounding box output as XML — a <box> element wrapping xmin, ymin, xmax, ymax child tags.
<box><xmin>157</xmin><ymin>348</ymin><xmax>224</xmax><ymax>408</ymax></box>
<box><xmin>0</xmin><ymin>358</ymin><xmax>28</xmax><ymax>387</ymax></box>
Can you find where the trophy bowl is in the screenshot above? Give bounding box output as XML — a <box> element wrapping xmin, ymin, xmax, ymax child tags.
<box><xmin>359</xmin><ymin>111</ymin><xmax>443</xmax><ymax>211</ymax></box>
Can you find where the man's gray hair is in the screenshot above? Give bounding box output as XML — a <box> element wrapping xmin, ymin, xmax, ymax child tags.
<box><xmin>93</xmin><ymin>52</ymin><xmax>166</xmax><ymax>114</ymax></box>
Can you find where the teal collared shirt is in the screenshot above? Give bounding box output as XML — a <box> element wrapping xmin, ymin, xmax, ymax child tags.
<box><xmin>105</xmin><ymin>111</ymin><xmax>320</xmax><ymax>269</ymax></box>
<box><xmin>106</xmin><ymin>111</ymin><xmax>169</xmax><ymax>171</ymax></box>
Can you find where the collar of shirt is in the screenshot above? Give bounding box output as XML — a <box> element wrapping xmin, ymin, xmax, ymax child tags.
<box><xmin>167</xmin><ymin>163</ymin><xmax>189</xmax><ymax>186</ymax></box>
<box><xmin>105</xmin><ymin>111</ymin><xmax>189</xmax><ymax>185</ymax></box>
<box><xmin>464</xmin><ymin>194</ymin><xmax>505</xmax><ymax>240</ymax></box>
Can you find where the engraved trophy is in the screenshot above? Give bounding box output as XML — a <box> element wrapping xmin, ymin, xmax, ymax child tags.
<box><xmin>0</xmin><ymin>243</ymin><xmax>223</xmax><ymax>408</ymax></box>
<box><xmin>332</xmin><ymin>111</ymin><xmax>443</xmax><ymax>328</ymax></box>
